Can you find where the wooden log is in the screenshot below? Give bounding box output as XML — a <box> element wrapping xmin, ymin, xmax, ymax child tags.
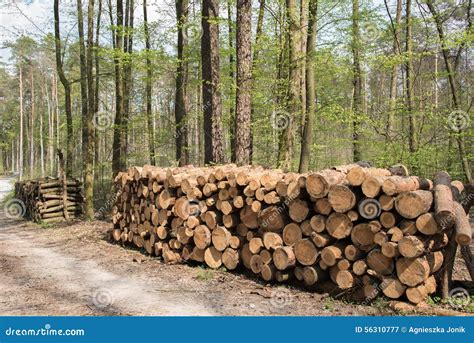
<box><xmin>352</xmin><ymin>260</ymin><xmax>367</xmax><ymax>276</ymax></box>
<box><xmin>328</xmin><ymin>185</ymin><xmax>357</xmax><ymax>213</ymax></box>
<box><xmin>288</xmin><ymin>199</ymin><xmax>309</xmax><ymax>222</ymax></box>
<box><xmin>250</xmin><ymin>254</ymin><xmax>263</xmax><ymax>274</ymax></box>
<box><xmin>204</xmin><ymin>247</ymin><xmax>222</xmax><ymax>269</ymax></box>
<box><xmin>321</xmin><ymin>244</ymin><xmax>343</xmax><ymax>266</ymax></box>
<box><xmin>382</xmin><ymin>176</ymin><xmax>432</xmax><ymax>196</ymax></box>
<box><xmin>326</xmin><ymin>212</ymin><xmax>352</xmax><ymax>239</ymax></box>
<box><xmin>433</xmin><ymin>171</ymin><xmax>455</xmax><ymax>230</ymax></box>
<box><xmin>249</xmin><ymin>237</ymin><xmax>264</xmax><ymax>254</ymax></box>
<box><xmin>367</xmin><ymin>249</ymin><xmax>394</xmax><ymax>275</ymax></box>
<box><xmin>261</xmin><ymin>263</ymin><xmax>277</xmax><ymax>281</ymax></box>
<box><xmin>380</xmin><ymin>277</ymin><xmax>406</xmax><ymax>299</ymax></box>
<box><xmin>381</xmin><ymin>241</ymin><xmax>399</xmax><ymax>258</ymax></box>
<box><xmin>351</xmin><ymin>223</ymin><xmax>376</xmax><ymax>248</ymax></box>
<box><xmin>241</xmin><ymin>243</ymin><xmax>252</xmax><ymax>269</ymax></box>
<box><xmin>193</xmin><ymin>225</ymin><xmax>212</xmax><ymax>249</ymax></box>
<box><xmin>258</xmin><ymin>206</ymin><xmax>286</xmax><ymax>232</ymax></box>
<box><xmin>313</xmin><ymin>198</ymin><xmax>332</xmax><ymax>215</ymax></box>
<box><xmin>282</xmin><ymin>223</ymin><xmax>303</xmax><ymax>246</ymax></box>
<box><xmin>362</xmin><ymin>176</ymin><xmax>388</xmax><ymax>198</ymax></box>
<box><xmin>396</xmin><ymin>257</ymin><xmax>430</xmax><ymax>287</ymax></box>
<box><xmin>395</xmin><ymin>190</ymin><xmax>433</xmax><ymax>219</ymax></box>
<box><xmin>453</xmin><ymin>202</ymin><xmax>472</xmax><ymax>245</ymax></box>
<box><xmin>260</xmin><ymin>249</ymin><xmax>273</xmax><ymax>264</ymax></box>
<box><xmin>273</xmin><ymin>246</ymin><xmax>296</xmax><ymax>270</ymax></box>
<box><xmin>346</xmin><ymin>166</ymin><xmax>391</xmax><ymax>186</ymax></box>
<box><xmin>398</xmin><ymin>234</ymin><xmax>448</xmax><ymax>258</ymax></box>
<box><xmin>306</xmin><ymin>169</ymin><xmax>346</xmax><ymax>199</ymax></box>
<box><xmin>344</xmin><ymin>244</ymin><xmax>363</xmax><ymax>261</ymax></box>
<box><xmin>311</xmin><ymin>232</ymin><xmax>333</xmax><ymax>248</ymax></box>
<box><xmin>240</xmin><ymin>205</ymin><xmax>259</xmax><ymax>229</ymax></box>
<box><xmin>309</xmin><ymin>215</ymin><xmax>326</xmax><ymax>233</ymax></box>
<box><xmin>294</xmin><ymin>238</ymin><xmax>318</xmax><ymax>266</ymax></box>
<box><xmin>379</xmin><ymin>194</ymin><xmax>394</xmax><ymax>211</ymax></box>
<box><xmin>212</xmin><ymin>226</ymin><xmax>232</xmax><ymax>251</ymax></box>
<box><xmin>263</xmin><ymin>232</ymin><xmax>283</xmax><ymax>250</ymax></box>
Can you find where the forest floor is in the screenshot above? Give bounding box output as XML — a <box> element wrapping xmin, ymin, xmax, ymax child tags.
<box><xmin>0</xmin><ymin>176</ymin><xmax>472</xmax><ymax>316</ymax></box>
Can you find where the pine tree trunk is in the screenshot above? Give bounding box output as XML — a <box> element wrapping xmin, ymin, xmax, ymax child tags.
<box><xmin>228</xmin><ymin>2</ymin><xmax>236</xmax><ymax>163</ymax></box>
<box><xmin>278</xmin><ymin>0</ymin><xmax>299</xmax><ymax>170</ymax></box>
<box><xmin>405</xmin><ymin>0</ymin><xmax>416</xmax><ymax>154</ymax></box>
<box><xmin>143</xmin><ymin>0</ymin><xmax>156</xmax><ymax>165</ymax></box>
<box><xmin>351</xmin><ymin>0</ymin><xmax>362</xmax><ymax>162</ymax></box>
<box><xmin>202</xmin><ymin>0</ymin><xmax>224</xmax><ymax>164</ymax></box>
<box><xmin>175</xmin><ymin>0</ymin><xmax>189</xmax><ymax>166</ymax></box>
<box><xmin>299</xmin><ymin>0</ymin><xmax>317</xmax><ymax>173</ymax></box>
<box><xmin>234</xmin><ymin>0</ymin><xmax>252</xmax><ymax>165</ymax></box>
<box><xmin>112</xmin><ymin>0</ymin><xmax>124</xmax><ymax>176</ymax></box>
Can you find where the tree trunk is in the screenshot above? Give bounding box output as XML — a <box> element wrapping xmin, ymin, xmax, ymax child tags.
<box><xmin>228</xmin><ymin>1</ymin><xmax>236</xmax><ymax>163</ymax></box>
<box><xmin>175</xmin><ymin>0</ymin><xmax>189</xmax><ymax>166</ymax></box>
<box><xmin>201</xmin><ymin>0</ymin><xmax>224</xmax><ymax>164</ymax></box>
<box><xmin>278</xmin><ymin>0</ymin><xmax>299</xmax><ymax>170</ymax></box>
<box><xmin>405</xmin><ymin>0</ymin><xmax>416</xmax><ymax>154</ymax></box>
<box><xmin>19</xmin><ymin>66</ymin><xmax>24</xmax><ymax>181</ymax></box>
<box><xmin>384</xmin><ymin>0</ymin><xmax>402</xmax><ymax>141</ymax></box>
<box><xmin>94</xmin><ymin>0</ymin><xmax>102</xmax><ymax>176</ymax></box>
<box><xmin>299</xmin><ymin>0</ymin><xmax>317</xmax><ymax>173</ymax></box>
<box><xmin>249</xmin><ymin>0</ymin><xmax>266</xmax><ymax>162</ymax></box>
<box><xmin>426</xmin><ymin>0</ymin><xmax>472</xmax><ymax>182</ymax></box>
<box><xmin>234</xmin><ymin>0</ymin><xmax>252</xmax><ymax>165</ymax></box>
<box><xmin>29</xmin><ymin>70</ymin><xmax>35</xmax><ymax>178</ymax></box>
<box><xmin>143</xmin><ymin>0</ymin><xmax>155</xmax><ymax>165</ymax></box>
<box><xmin>112</xmin><ymin>0</ymin><xmax>124</xmax><ymax>176</ymax></box>
<box><xmin>351</xmin><ymin>0</ymin><xmax>362</xmax><ymax>162</ymax></box>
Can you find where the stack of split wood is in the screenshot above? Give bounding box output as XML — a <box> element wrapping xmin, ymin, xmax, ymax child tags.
<box><xmin>112</xmin><ymin>164</ymin><xmax>472</xmax><ymax>305</ymax></box>
<box><xmin>15</xmin><ymin>177</ymin><xmax>83</xmax><ymax>222</ymax></box>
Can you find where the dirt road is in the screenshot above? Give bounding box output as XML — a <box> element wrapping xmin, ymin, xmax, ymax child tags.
<box><xmin>0</xmin><ymin>177</ymin><xmax>470</xmax><ymax>316</ymax></box>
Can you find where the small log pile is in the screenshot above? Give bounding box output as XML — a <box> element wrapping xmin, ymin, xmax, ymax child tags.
<box><xmin>15</xmin><ymin>177</ymin><xmax>83</xmax><ymax>222</ymax></box>
<box><xmin>112</xmin><ymin>164</ymin><xmax>472</xmax><ymax>305</ymax></box>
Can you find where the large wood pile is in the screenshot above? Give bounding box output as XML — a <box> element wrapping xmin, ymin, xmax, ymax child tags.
<box><xmin>15</xmin><ymin>178</ymin><xmax>83</xmax><ymax>222</ymax></box>
<box><xmin>112</xmin><ymin>164</ymin><xmax>472</xmax><ymax>305</ymax></box>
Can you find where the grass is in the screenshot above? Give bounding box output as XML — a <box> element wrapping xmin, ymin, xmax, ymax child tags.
<box><xmin>323</xmin><ymin>298</ymin><xmax>335</xmax><ymax>310</ymax></box>
<box><xmin>195</xmin><ymin>266</ymin><xmax>215</xmax><ymax>281</ymax></box>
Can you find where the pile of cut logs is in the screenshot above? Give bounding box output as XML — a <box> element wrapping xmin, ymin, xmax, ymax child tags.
<box><xmin>112</xmin><ymin>164</ymin><xmax>472</xmax><ymax>305</ymax></box>
<box><xmin>15</xmin><ymin>178</ymin><xmax>83</xmax><ymax>222</ymax></box>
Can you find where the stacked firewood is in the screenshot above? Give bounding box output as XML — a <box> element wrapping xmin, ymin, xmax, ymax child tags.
<box><xmin>112</xmin><ymin>164</ymin><xmax>471</xmax><ymax>305</ymax></box>
<box><xmin>15</xmin><ymin>178</ymin><xmax>83</xmax><ymax>222</ymax></box>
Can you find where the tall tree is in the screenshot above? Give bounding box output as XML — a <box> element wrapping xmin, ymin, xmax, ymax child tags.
<box><xmin>351</xmin><ymin>0</ymin><xmax>362</xmax><ymax>162</ymax></box>
<box><xmin>112</xmin><ymin>0</ymin><xmax>124</xmax><ymax>176</ymax></box>
<box><xmin>278</xmin><ymin>0</ymin><xmax>299</xmax><ymax>170</ymax></box>
<box><xmin>143</xmin><ymin>0</ymin><xmax>155</xmax><ymax>165</ymax></box>
<box><xmin>299</xmin><ymin>0</ymin><xmax>317</xmax><ymax>173</ymax></box>
<box><xmin>383</xmin><ymin>0</ymin><xmax>402</xmax><ymax>141</ymax></box>
<box><xmin>54</xmin><ymin>0</ymin><xmax>74</xmax><ymax>176</ymax></box>
<box><xmin>234</xmin><ymin>0</ymin><xmax>252</xmax><ymax>165</ymax></box>
<box><xmin>94</xmin><ymin>0</ymin><xmax>102</xmax><ymax>172</ymax></box>
<box><xmin>29</xmin><ymin>67</ymin><xmax>35</xmax><ymax>178</ymax></box>
<box><xmin>405</xmin><ymin>0</ymin><xmax>416</xmax><ymax>154</ymax></box>
<box><xmin>228</xmin><ymin>1</ymin><xmax>236</xmax><ymax>163</ymax></box>
<box><xmin>18</xmin><ymin>66</ymin><xmax>24</xmax><ymax>181</ymax></box>
<box><xmin>175</xmin><ymin>0</ymin><xmax>189</xmax><ymax>166</ymax></box>
<box><xmin>121</xmin><ymin>0</ymin><xmax>134</xmax><ymax>165</ymax></box>
<box><xmin>249</xmin><ymin>0</ymin><xmax>266</xmax><ymax>162</ymax></box>
<box><xmin>426</xmin><ymin>0</ymin><xmax>472</xmax><ymax>182</ymax></box>
<box><xmin>201</xmin><ymin>0</ymin><xmax>224</xmax><ymax>164</ymax></box>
